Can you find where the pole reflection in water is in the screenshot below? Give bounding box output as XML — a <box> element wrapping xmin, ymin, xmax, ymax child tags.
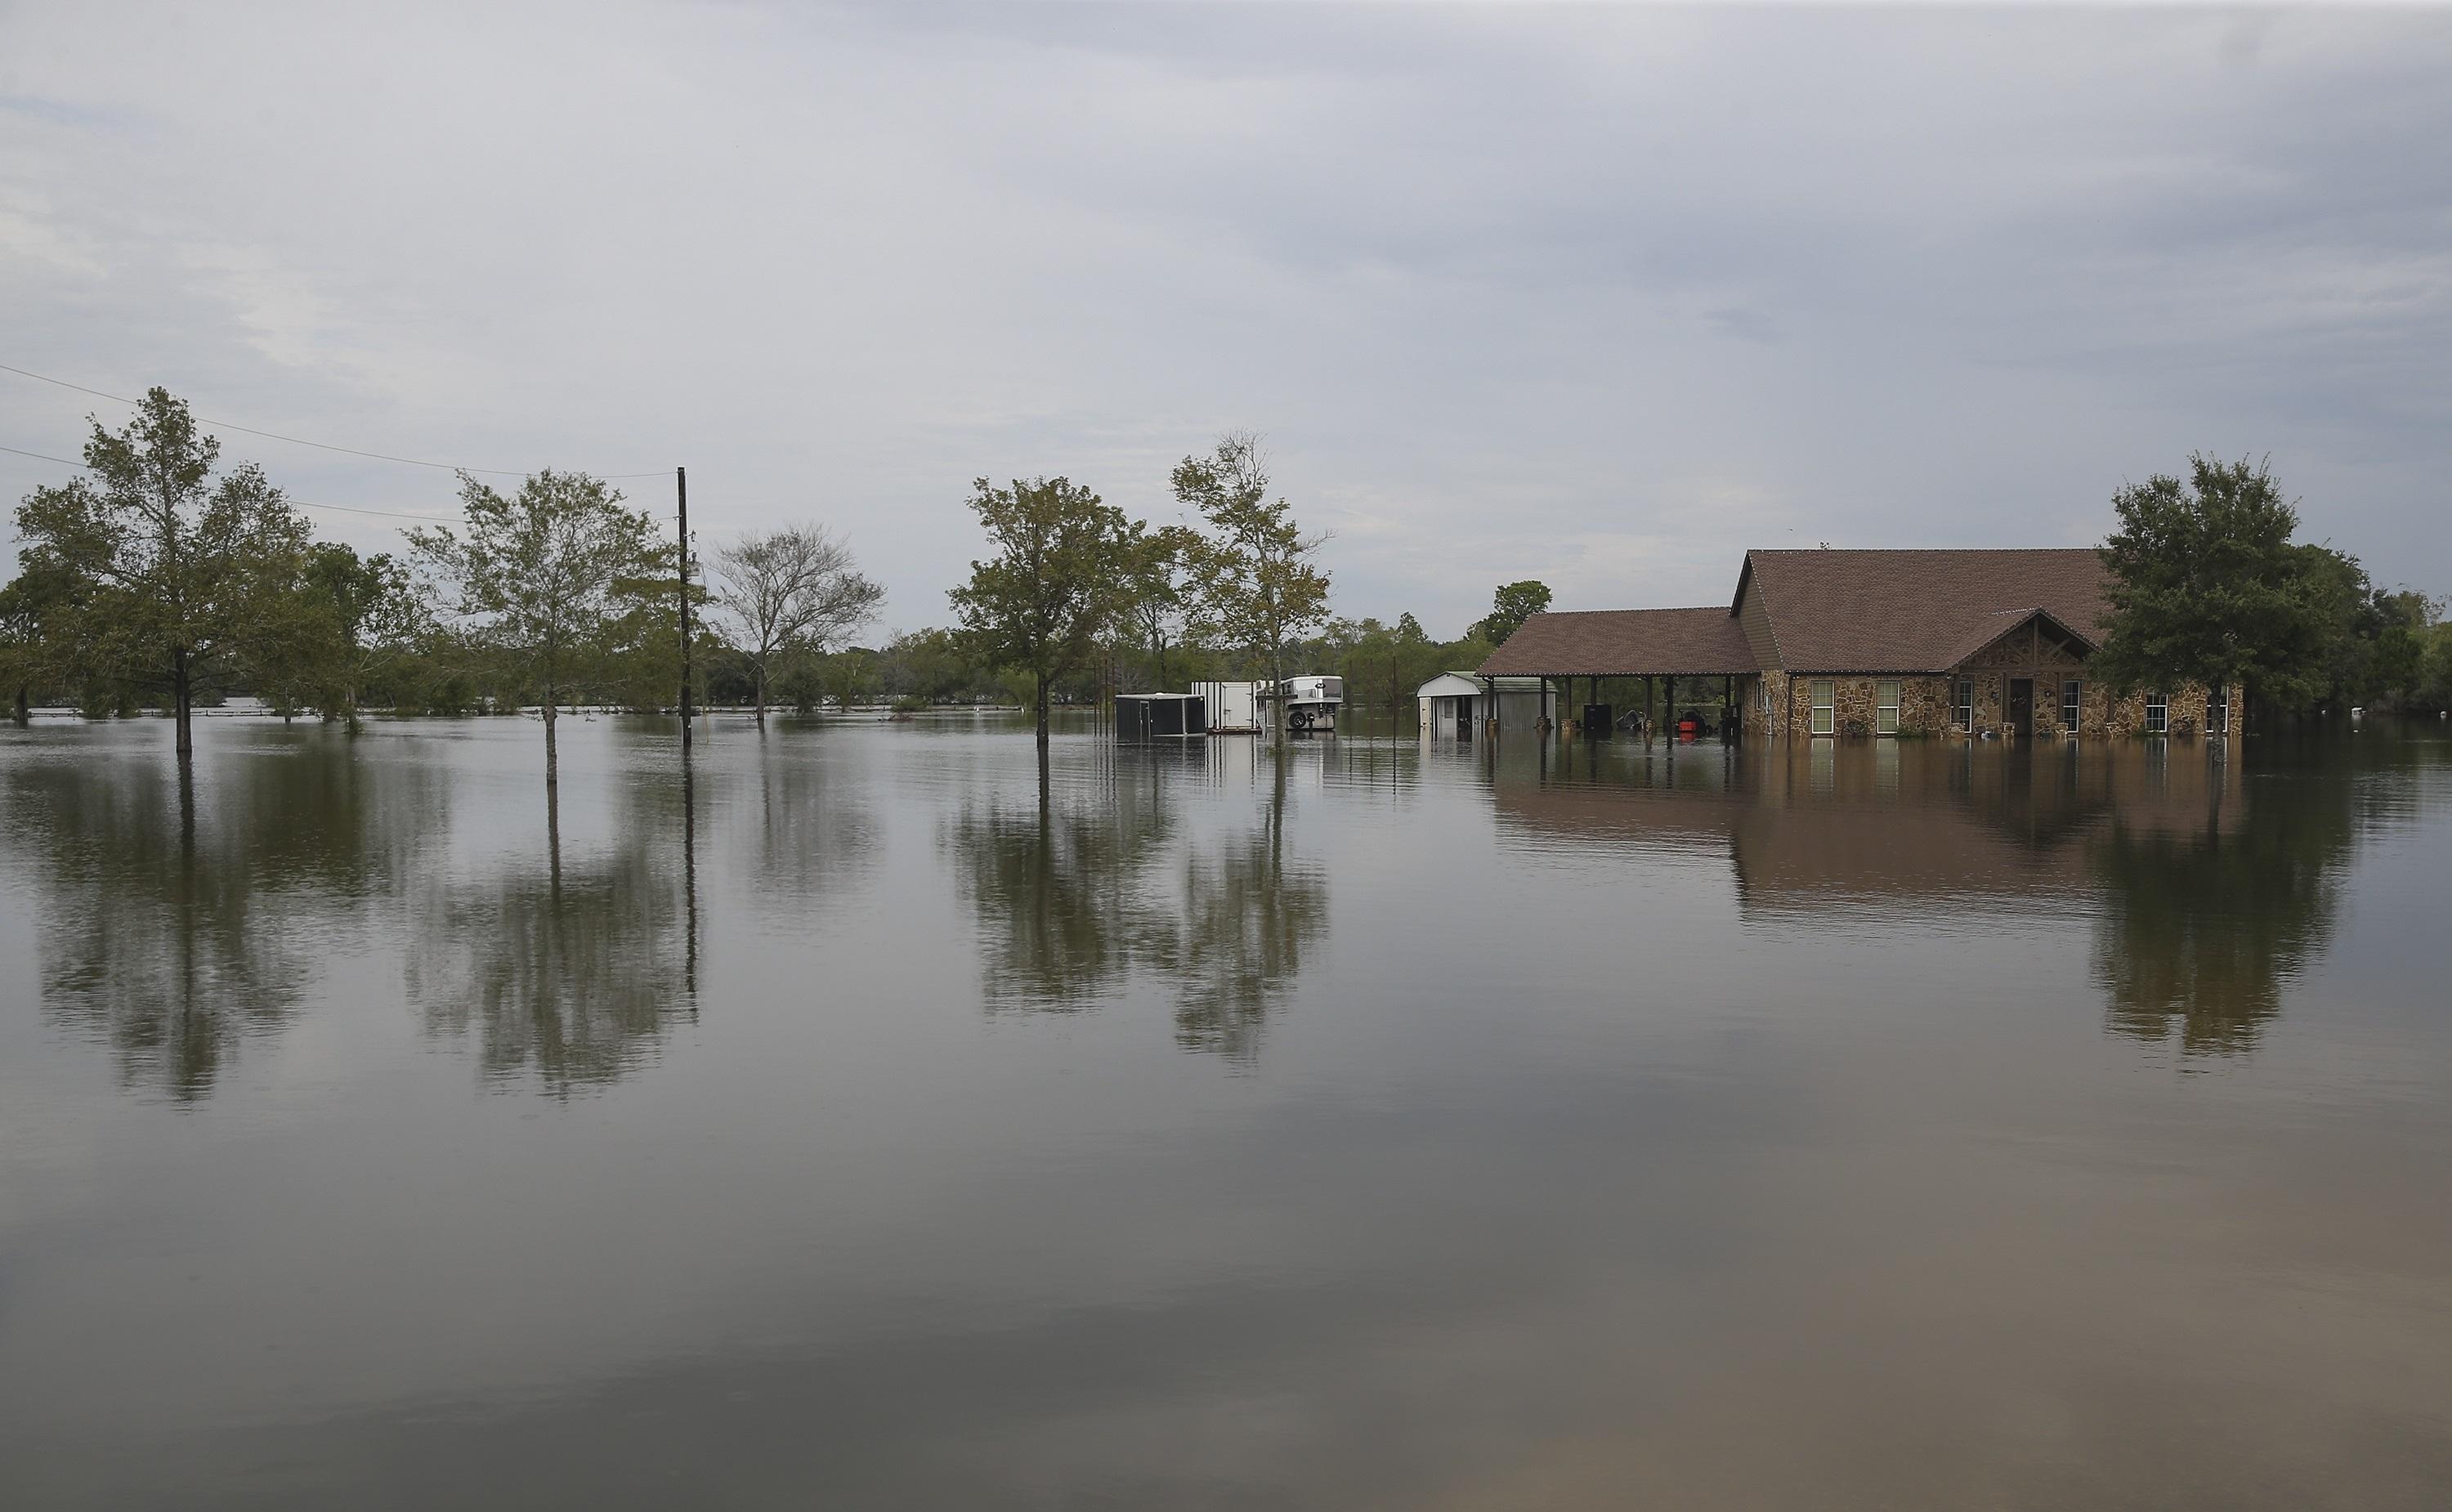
<box><xmin>406</xmin><ymin>749</ymin><xmax>700</xmax><ymax>1094</ymax></box>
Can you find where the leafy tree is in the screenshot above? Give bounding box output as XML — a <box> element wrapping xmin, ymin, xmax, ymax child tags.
<box><xmin>947</xmin><ymin>476</ymin><xmax>1134</xmax><ymax>749</ymax></box>
<box><xmin>2094</xmin><ymin>455</ymin><xmax>2349</xmax><ymax>721</ymax></box>
<box><xmin>12</xmin><ymin>388</ymin><xmax>312</xmax><ymax>754</ymax></box>
<box><xmin>711</xmin><ymin>524</ymin><xmax>882</xmax><ymax>726</ymax></box>
<box><xmin>1174</xmin><ymin>432</ymin><xmax>1331</xmax><ymax>728</ymax></box>
<box><xmin>1479</xmin><ymin>579</ymin><xmax>1552</xmax><ymax>645</ymax></box>
<box><xmin>1117</xmin><ymin>521</ymin><xmax>1200</xmax><ymax>690</ymax></box>
<box><xmin>0</xmin><ymin>561</ymin><xmax>81</xmax><ymax>724</ymax></box>
<box><xmin>821</xmin><ymin>646</ymin><xmax>883</xmax><ymax>712</ymax></box>
<box><xmin>408</xmin><ymin>470</ymin><xmax>666</xmax><ymax>785</ymax></box>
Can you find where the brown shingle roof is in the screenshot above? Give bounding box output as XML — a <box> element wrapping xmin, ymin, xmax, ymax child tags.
<box><xmin>1734</xmin><ymin>548</ymin><xmax>2109</xmax><ymax>673</ymax></box>
<box><xmin>1478</xmin><ymin>606</ymin><xmax>1759</xmax><ymax>677</ymax></box>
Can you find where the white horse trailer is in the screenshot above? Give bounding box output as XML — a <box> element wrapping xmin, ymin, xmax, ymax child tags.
<box><xmin>1264</xmin><ymin>675</ymin><xmax>1344</xmax><ymax>734</ymax></box>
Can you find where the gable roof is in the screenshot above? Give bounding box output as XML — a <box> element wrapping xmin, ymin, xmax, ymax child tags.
<box><xmin>1478</xmin><ymin>606</ymin><xmax>1759</xmax><ymax>678</ymax></box>
<box><xmin>1733</xmin><ymin>548</ymin><xmax>2110</xmax><ymax>673</ymax></box>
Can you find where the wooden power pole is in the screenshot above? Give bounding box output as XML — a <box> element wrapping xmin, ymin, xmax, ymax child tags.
<box><xmin>677</xmin><ymin>466</ymin><xmax>693</xmax><ymax>750</ymax></box>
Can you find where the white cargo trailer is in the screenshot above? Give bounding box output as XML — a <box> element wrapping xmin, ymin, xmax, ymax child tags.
<box><xmin>1193</xmin><ymin>680</ymin><xmax>1261</xmax><ymax>733</ymax></box>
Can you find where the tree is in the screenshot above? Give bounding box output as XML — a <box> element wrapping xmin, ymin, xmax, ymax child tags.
<box><xmin>1117</xmin><ymin>521</ymin><xmax>1200</xmax><ymax>691</ymax></box>
<box><xmin>1479</xmin><ymin>579</ymin><xmax>1552</xmax><ymax>646</ymax></box>
<box><xmin>263</xmin><ymin>543</ymin><xmax>427</xmax><ymax>731</ymax></box>
<box><xmin>408</xmin><ymin>471</ymin><xmax>665</xmax><ymax>785</ymax></box>
<box><xmin>711</xmin><ymin>525</ymin><xmax>883</xmax><ymax>726</ymax></box>
<box><xmin>2093</xmin><ymin>455</ymin><xmax>2345</xmax><ymax>721</ymax></box>
<box><xmin>0</xmin><ymin>561</ymin><xmax>80</xmax><ymax>725</ymax></box>
<box><xmin>1174</xmin><ymin>432</ymin><xmax>1331</xmax><ymax>731</ymax></box>
<box><xmin>947</xmin><ymin>476</ymin><xmax>1133</xmax><ymax>749</ymax></box>
<box><xmin>12</xmin><ymin>388</ymin><xmax>312</xmax><ymax>754</ymax></box>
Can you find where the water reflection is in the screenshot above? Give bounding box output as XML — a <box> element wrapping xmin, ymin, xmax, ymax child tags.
<box><xmin>0</xmin><ymin>736</ymin><xmax>438</xmax><ymax>1102</ymax></box>
<box><xmin>1494</xmin><ymin>739</ymin><xmax>2354</xmax><ymax>1056</ymax></box>
<box><xmin>2089</xmin><ymin>761</ymin><xmax>2355</xmax><ymax>1057</ymax></box>
<box><xmin>946</xmin><ymin>750</ymin><xmax>1328</xmax><ymax>1061</ymax></box>
<box><xmin>408</xmin><ymin>776</ymin><xmax>700</xmax><ymax>1094</ymax></box>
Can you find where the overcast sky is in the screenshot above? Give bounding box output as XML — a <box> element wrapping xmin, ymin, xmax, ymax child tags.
<box><xmin>3</xmin><ymin>2</ymin><xmax>2447</xmax><ymax>637</ymax></box>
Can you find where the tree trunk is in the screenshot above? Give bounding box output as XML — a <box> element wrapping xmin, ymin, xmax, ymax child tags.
<box><xmin>1269</xmin><ymin>641</ymin><xmax>1286</xmax><ymax>742</ymax></box>
<box><xmin>542</xmin><ymin>684</ymin><xmax>559</xmax><ymax>786</ymax></box>
<box><xmin>754</xmin><ymin>664</ymin><xmax>767</xmax><ymax>727</ymax></box>
<box><xmin>11</xmin><ymin>682</ymin><xmax>27</xmax><ymax>727</ymax></box>
<box><xmin>1035</xmin><ymin>669</ymin><xmax>1050</xmax><ymax>749</ymax></box>
<box><xmin>172</xmin><ymin>646</ymin><xmax>193</xmax><ymax>757</ymax></box>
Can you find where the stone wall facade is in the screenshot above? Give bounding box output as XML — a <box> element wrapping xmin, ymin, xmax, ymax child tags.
<box><xmin>1754</xmin><ymin>664</ymin><xmax>2242</xmax><ymax>740</ymax></box>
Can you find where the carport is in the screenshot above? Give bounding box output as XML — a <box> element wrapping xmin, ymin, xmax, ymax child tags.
<box><xmin>1474</xmin><ymin>606</ymin><xmax>1762</xmax><ymax>742</ymax></box>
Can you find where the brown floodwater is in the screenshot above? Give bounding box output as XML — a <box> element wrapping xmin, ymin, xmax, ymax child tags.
<box><xmin>1</xmin><ymin>714</ymin><xmax>2446</xmax><ymax>1510</ymax></box>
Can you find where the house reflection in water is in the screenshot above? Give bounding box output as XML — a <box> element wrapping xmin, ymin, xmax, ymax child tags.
<box><xmin>1493</xmin><ymin>740</ymin><xmax>2351</xmax><ymax>1057</ymax></box>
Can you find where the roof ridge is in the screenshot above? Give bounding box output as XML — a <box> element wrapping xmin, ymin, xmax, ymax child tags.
<box><xmin>1528</xmin><ymin>605</ymin><xmax>1727</xmax><ymax>617</ymax></box>
<box><xmin>1746</xmin><ymin>546</ymin><xmax>2099</xmax><ymax>555</ymax></box>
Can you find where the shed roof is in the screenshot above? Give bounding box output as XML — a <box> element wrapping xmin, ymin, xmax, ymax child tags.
<box><xmin>1418</xmin><ymin>673</ymin><xmax>1547</xmax><ymax>696</ymax></box>
<box><xmin>1477</xmin><ymin>606</ymin><xmax>1759</xmax><ymax>678</ymax></box>
<box><xmin>1735</xmin><ymin>548</ymin><xmax>2109</xmax><ymax>673</ymax></box>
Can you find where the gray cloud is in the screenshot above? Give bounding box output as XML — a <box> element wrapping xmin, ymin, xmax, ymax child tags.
<box><xmin>2</xmin><ymin>2</ymin><xmax>2446</xmax><ymax>636</ymax></box>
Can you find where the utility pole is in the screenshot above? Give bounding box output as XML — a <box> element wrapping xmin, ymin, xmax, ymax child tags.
<box><xmin>677</xmin><ymin>466</ymin><xmax>693</xmax><ymax>750</ymax></box>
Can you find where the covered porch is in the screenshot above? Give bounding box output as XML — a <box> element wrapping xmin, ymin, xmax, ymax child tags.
<box><xmin>1474</xmin><ymin>606</ymin><xmax>1763</xmax><ymax>743</ymax></box>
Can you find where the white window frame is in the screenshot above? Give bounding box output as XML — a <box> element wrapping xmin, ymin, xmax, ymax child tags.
<box><xmin>1875</xmin><ymin>679</ymin><xmax>1901</xmax><ymax>736</ymax></box>
<box><xmin>2146</xmin><ymin>691</ymin><xmax>2169</xmax><ymax>735</ymax></box>
<box><xmin>2061</xmin><ymin>679</ymin><xmax>2082</xmax><ymax>734</ymax></box>
<box><xmin>2208</xmin><ymin>685</ymin><xmax>2228</xmax><ymax>733</ymax></box>
<box><xmin>1810</xmin><ymin>679</ymin><xmax>1836</xmax><ymax>736</ymax></box>
<box><xmin>1952</xmin><ymin>678</ymin><xmax>1974</xmax><ymax>729</ymax></box>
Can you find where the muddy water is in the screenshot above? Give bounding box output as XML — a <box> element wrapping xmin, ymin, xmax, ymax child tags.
<box><xmin>2</xmin><ymin>716</ymin><xmax>2445</xmax><ymax>1509</ymax></box>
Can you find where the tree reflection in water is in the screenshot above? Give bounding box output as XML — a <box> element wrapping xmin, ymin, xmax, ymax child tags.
<box><xmin>2088</xmin><ymin>755</ymin><xmax>2356</xmax><ymax>1058</ymax></box>
<box><xmin>408</xmin><ymin>772</ymin><xmax>700</xmax><ymax>1094</ymax></box>
<box><xmin>1</xmin><ymin>734</ymin><xmax>439</xmax><ymax>1102</ymax></box>
<box><xmin>947</xmin><ymin>751</ymin><xmax>1328</xmax><ymax>1062</ymax></box>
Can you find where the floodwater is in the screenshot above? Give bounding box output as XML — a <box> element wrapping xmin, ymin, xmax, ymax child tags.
<box><xmin>2</xmin><ymin>714</ymin><xmax>2447</xmax><ymax>1510</ymax></box>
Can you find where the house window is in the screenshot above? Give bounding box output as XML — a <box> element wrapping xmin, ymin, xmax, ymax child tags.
<box><xmin>1876</xmin><ymin>680</ymin><xmax>1901</xmax><ymax>735</ymax></box>
<box><xmin>2061</xmin><ymin>679</ymin><xmax>2082</xmax><ymax>734</ymax></box>
<box><xmin>2208</xmin><ymin>684</ymin><xmax>2229</xmax><ymax>733</ymax></box>
<box><xmin>1952</xmin><ymin>678</ymin><xmax>1973</xmax><ymax>729</ymax></box>
<box><xmin>2146</xmin><ymin>691</ymin><xmax>2168</xmax><ymax>735</ymax></box>
<box><xmin>1810</xmin><ymin>679</ymin><xmax>1836</xmax><ymax>736</ymax></box>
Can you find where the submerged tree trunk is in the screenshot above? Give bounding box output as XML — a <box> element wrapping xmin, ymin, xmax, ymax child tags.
<box><xmin>754</xmin><ymin>663</ymin><xmax>767</xmax><ymax>727</ymax></box>
<box><xmin>11</xmin><ymin>683</ymin><xmax>27</xmax><ymax>727</ymax></box>
<box><xmin>172</xmin><ymin>646</ymin><xmax>194</xmax><ymax>757</ymax></box>
<box><xmin>542</xmin><ymin>683</ymin><xmax>560</xmax><ymax>787</ymax></box>
<box><xmin>1035</xmin><ymin>669</ymin><xmax>1050</xmax><ymax>749</ymax></box>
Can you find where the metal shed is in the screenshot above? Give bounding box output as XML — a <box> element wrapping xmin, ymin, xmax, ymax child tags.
<box><xmin>1417</xmin><ymin>673</ymin><xmax>1554</xmax><ymax>740</ymax></box>
<box><xmin>1115</xmin><ymin>692</ymin><xmax>1208</xmax><ymax>742</ymax></box>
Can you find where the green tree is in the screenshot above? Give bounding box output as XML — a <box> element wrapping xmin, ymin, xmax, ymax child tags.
<box><xmin>250</xmin><ymin>542</ymin><xmax>430</xmax><ymax>730</ymax></box>
<box><xmin>946</xmin><ymin>476</ymin><xmax>1134</xmax><ymax>749</ymax></box>
<box><xmin>2093</xmin><ymin>455</ymin><xmax>2350</xmax><ymax>721</ymax></box>
<box><xmin>711</xmin><ymin>524</ymin><xmax>882</xmax><ymax>726</ymax></box>
<box><xmin>1174</xmin><ymin>432</ymin><xmax>1331</xmax><ymax>730</ymax></box>
<box><xmin>11</xmin><ymin>388</ymin><xmax>312</xmax><ymax>754</ymax></box>
<box><xmin>1479</xmin><ymin>579</ymin><xmax>1552</xmax><ymax>645</ymax></box>
<box><xmin>407</xmin><ymin>470</ymin><xmax>666</xmax><ymax>785</ymax></box>
<box><xmin>1118</xmin><ymin>521</ymin><xmax>1200</xmax><ymax>691</ymax></box>
<box><xmin>0</xmin><ymin>561</ymin><xmax>81</xmax><ymax>724</ymax></box>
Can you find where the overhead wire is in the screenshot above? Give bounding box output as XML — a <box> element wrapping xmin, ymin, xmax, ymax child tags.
<box><xmin>4</xmin><ymin>441</ymin><xmax>462</xmax><ymax>523</ymax></box>
<box><xmin>0</xmin><ymin>360</ymin><xmax>672</xmax><ymax>479</ymax></box>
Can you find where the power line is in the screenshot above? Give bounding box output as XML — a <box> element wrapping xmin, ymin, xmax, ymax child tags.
<box><xmin>0</xmin><ymin>360</ymin><xmax>670</xmax><ymax>479</ymax></box>
<box><xmin>0</xmin><ymin>443</ymin><xmax>83</xmax><ymax>468</ymax></box>
<box><xmin>4</xmin><ymin>441</ymin><xmax>456</xmax><ymax>523</ymax></box>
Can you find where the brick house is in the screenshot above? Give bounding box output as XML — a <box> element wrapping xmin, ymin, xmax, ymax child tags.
<box><xmin>1479</xmin><ymin>548</ymin><xmax>2239</xmax><ymax>740</ymax></box>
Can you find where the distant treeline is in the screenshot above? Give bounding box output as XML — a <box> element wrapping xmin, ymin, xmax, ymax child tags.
<box><xmin>7</xmin><ymin>396</ymin><xmax>2445</xmax><ymax>749</ymax></box>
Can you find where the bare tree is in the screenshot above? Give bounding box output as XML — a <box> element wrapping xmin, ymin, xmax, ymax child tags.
<box><xmin>712</xmin><ymin>526</ymin><xmax>883</xmax><ymax>724</ymax></box>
